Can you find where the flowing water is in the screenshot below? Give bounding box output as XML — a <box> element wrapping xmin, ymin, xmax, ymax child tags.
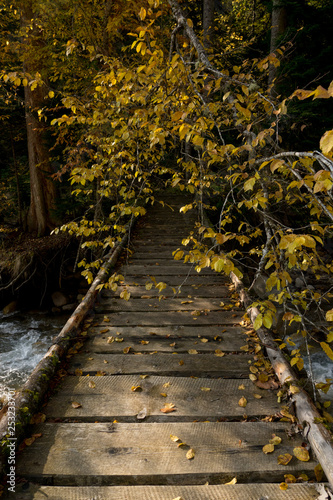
<box><xmin>0</xmin><ymin>311</ymin><xmax>67</xmax><ymax>404</ymax></box>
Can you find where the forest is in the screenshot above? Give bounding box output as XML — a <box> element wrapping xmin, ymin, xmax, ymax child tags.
<box><xmin>1</xmin><ymin>0</ymin><xmax>333</xmax><ymax>391</ymax></box>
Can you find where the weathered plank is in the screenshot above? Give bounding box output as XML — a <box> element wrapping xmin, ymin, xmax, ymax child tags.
<box><xmin>69</xmin><ymin>352</ymin><xmax>251</xmax><ymax>377</ymax></box>
<box><xmin>16</xmin><ymin>422</ymin><xmax>317</xmax><ymax>485</ymax></box>
<box><xmin>12</xmin><ymin>483</ymin><xmax>321</xmax><ymax>500</ymax></box>
<box><xmin>102</xmin><ymin>284</ymin><xmax>233</xmax><ymax>298</ymax></box>
<box><xmin>92</xmin><ymin>310</ymin><xmax>243</xmax><ymax>326</ymax></box>
<box><xmin>97</xmin><ymin>297</ymin><xmax>239</xmax><ymax>313</ymax></box>
<box><xmin>45</xmin><ymin>376</ymin><xmax>280</xmax><ymax>420</ymax></box>
<box><xmin>119</xmin><ymin>265</ymin><xmax>218</xmax><ymax>276</ymax></box>
<box><xmin>117</xmin><ymin>275</ymin><xmax>231</xmax><ymax>285</ymax></box>
<box><xmin>88</xmin><ymin>325</ymin><xmax>248</xmax><ymax>350</ymax></box>
<box><xmin>86</xmin><ymin>334</ymin><xmax>246</xmax><ymax>353</ymax></box>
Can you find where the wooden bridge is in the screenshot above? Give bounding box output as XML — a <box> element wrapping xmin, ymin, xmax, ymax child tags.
<box><xmin>4</xmin><ymin>195</ymin><xmax>331</xmax><ymax>498</ymax></box>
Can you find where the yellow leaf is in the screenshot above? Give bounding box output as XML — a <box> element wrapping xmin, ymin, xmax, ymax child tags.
<box><xmin>186</xmin><ymin>448</ymin><xmax>195</xmax><ymax>460</ymax></box>
<box><xmin>131</xmin><ymin>385</ymin><xmax>142</xmax><ymax>392</ymax></box>
<box><xmin>123</xmin><ymin>346</ymin><xmax>131</xmax><ymax>354</ymax></box>
<box><xmin>238</xmin><ymin>384</ymin><xmax>245</xmax><ymax>390</ymax></box>
<box><xmin>24</xmin><ymin>437</ymin><xmax>36</xmax><ymax>446</ymax></box>
<box><xmin>263</xmin><ymin>444</ymin><xmax>274</xmax><ymax>454</ymax></box>
<box><xmin>139</xmin><ymin>7</ymin><xmax>146</xmax><ymax>20</ymax></box>
<box><xmin>187</xmin><ymin>18</ymin><xmax>193</xmax><ymax>28</ymax></box>
<box><xmin>279</xmin><ymin>483</ymin><xmax>288</xmax><ymax>491</ymax></box>
<box><xmin>215</xmin><ymin>349</ymin><xmax>225</xmax><ymax>357</ymax></box>
<box><xmin>253</xmin><ymin>393</ymin><xmax>262</xmax><ymax>399</ymax></box>
<box><xmin>277</xmin><ymin>453</ymin><xmax>293</xmax><ymax>465</ymax></box>
<box><xmin>160</xmin><ymin>393</ymin><xmax>167</xmax><ymax>397</ymax></box>
<box><xmin>293</xmin><ymin>447</ymin><xmax>310</xmax><ymax>462</ymax></box>
<box><xmin>188</xmin><ymin>349</ymin><xmax>198</xmax><ymax>354</ymax></box>
<box><xmin>269</xmin><ymin>435</ymin><xmax>282</xmax><ymax>445</ymax></box>
<box><xmin>170</xmin><ymin>434</ymin><xmax>181</xmax><ymax>442</ymax></box>
<box><xmin>320</xmin><ymin>342</ymin><xmax>333</xmax><ymax>361</ymax></box>
<box><xmin>75</xmin><ymin>369</ymin><xmax>83</xmax><ymax>376</ymax></box>
<box><xmin>284</xmin><ymin>474</ymin><xmax>296</xmax><ymax>483</ymax></box>
<box><xmin>314</xmin><ymin>464</ymin><xmax>323</xmax><ymax>482</ymax></box>
<box><xmin>88</xmin><ymin>381</ymin><xmax>96</xmax><ymax>389</ymax></box>
<box><xmin>225</xmin><ymin>477</ymin><xmax>237</xmax><ymax>485</ymax></box>
<box><xmin>200</xmin><ymin>338</ymin><xmax>209</xmax><ymax>343</ymax></box>
<box><xmin>238</xmin><ymin>396</ymin><xmax>247</xmax><ymax>408</ymax></box>
<box><xmin>320</xmin><ymin>130</ymin><xmax>333</xmax><ymax>155</ymax></box>
<box><xmin>48</xmin><ymin>91</ymin><xmax>55</xmax><ymax>98</ymax></box>
<box><xmin>201</xmin><ymin>387</ymin><xmax>211</xmax><ymax>392</ymax></box>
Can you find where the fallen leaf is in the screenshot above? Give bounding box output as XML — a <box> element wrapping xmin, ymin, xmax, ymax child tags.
<box><xmin>160</xmin><ymin>393</ymin><xmax>167</xmax><ymax>397</ymax></box>
<box><xmin>279</xmin><ymin>483</ymin><xmax>288</xmax><ymax>491</ymax></box>
<box><xmin>269</xmin><ymin>435</ymin><xmax>282</xmax><ymax>445</ymax></box>
<box><xmin>253</xmin><ymin>393</ymin><xmax>262</xmax><ymax>399</ymax></box>
<box><xmin>163</xmin><ymin>382</ymin><xmax>171</xmax><ymax>388</ymax></box>
<box><xmin>289</xmin><ymin>385</ymin><xmax>300</xmax><ymax>394</ymax></box>
<box><xmin>115</xmin><ymin>337</ymin><xmax>124</xmax><ymax>342</ymax></box>
<box><xmin>263</xmin><ymin>443</ymin><xmax>274</xmax><ymax>454</ymax></box>
<box><xmin>200</xmin><ymin>338</ymin><xmax>209</xmax><ymax>343</ymax></box>
<box><xmin>75</xmin><ymin>369</ymin><xmax>83</xmax><ymax>376</ymax></box>
<box><xmin>131</xmin><ymin>385</ymin><xmax>142</xmax><ymax>392</ymax></box>
<box><xmin>160</xmin><ymin>403</ymin><xmax>176</xmax><ymax>413</ymax></box>
<box><xmin>188</xmin><ymin>349</ymin><xmax>198</xmax><ymax>355</ymax></box>
<box><xmin>24</xmin><ymin>437</ymin><xmax>36</xmax><ymax>446</ymax></box>
<box><xmin>89</xmin><ymin>381</ymin><xmax>96</xmax><ymax>389</ymax></box>
<box><xmin>293</xmin><ymin>447</ymin><xmax>310</xmax><ymax>462</ymax></box>
<box><xmin>255</xmin><ymin>379</ymin><xmax>279</xmax><ymax>390</ymax></box>
<box><xmin>107</xmin><ymin>336</ymin><xmax>114</xmax><ymax>343</ymax></box>
<box><xmin>177</xmin><ymin>442</ymin><xmax>187</xmax><ymax>448</ymax></box>
<box><xmin>103</xmin><ymin>316</ymin><xmax>110</xmax><ymax>322</ymax></box>
<box><xmin>123</xmin><ymin>346</ymin><xmax>131</xmax><ymax>354</ymax></box>
<box><xmin>201</xmin><ymin>387</ymin><xmax>211</xmax><ymax>392</ymax></box>
<box><xmin>284</xmin><ymin>474</ymin><xmax>296</xmax><ymax>484</ymax></box>
<box><xmin>172</xmin><ymin>497</ymin><xmax>184</xmax><ymax>500</ymax></box>
<box><xmin>140</xmin><ymin>374</ymin><xmax>149</xmax><ymax>379</ymax></box>
<box><xmin>277</xmin><ymin>453</ymin><xmax>293</xmax><ymax>465</ymax></box>
<box><xmin>71</xmin><ymin>401</ymin><xmax>82</xmax><ymax>408</ymax></box>
<box><xmin>140</xmin><ymin>340</ymin><xmax>150</xmax><ymax>345</ymax></box>
<box><xmin>99</xmin><ymin>328</ymin><xmax>110</xmax><ymax>334</ymax></box>
<box><xmin>96</xmin><ymin>371</ymin><xmax>106</xmax><ymax>376</ymax></box>
<box><xmin>215</xmin><ymin>349</ymin><xmax>225</xmax><ymax>357</ymax></box>
<box><xmin>225</xmin><ymin>478</ymin><xmax>237</xmax><ymax>485</ymax></box>
<box><xmin>238</xmin><ymin>396</ymin><xmax>247</xmax><ymax>408</ymax></box>
<box><xmin>170</xmin><ymin>434</ymin><xmax>181</xmax><ymax>442</ymax></box>
<box><xmin>238</xmin><ymin>384</ymin><xmax>245</xmax><ymax>390</ymax></box>
<box><xmin>314</xmin><ymin>464</ymin><xmax>323</xmax><ymax>482</ymax></box>
<box><xmin>103</xmin><ymin>359</ymin><xmax>108</xmax><ymax>364</ymax></box>
<box><xmin>179</xmin><ymin>360</ymin><xmax>184</xmax><ymax>366</ymax></box>
<box><xmin>186</xmin><ymin>448</ymin><xmax>195</xmax><ymax>460</ymax></box>
<box><xmin>30</xmin><ymin>413</ymin><xmax>46</xmax><ymax>424</ymax></box>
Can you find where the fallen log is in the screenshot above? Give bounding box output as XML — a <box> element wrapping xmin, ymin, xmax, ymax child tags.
<box><xmin>0</xmin><ymin>230</ymin><xmax>129</xmax><ymax>475</ymax></box>
<box><xmin>231</xmin><ymin>271</ymin><xmax>333</xmax><ymax>490</ymax></box>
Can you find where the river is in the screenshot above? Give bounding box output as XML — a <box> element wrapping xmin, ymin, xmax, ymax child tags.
<box><xmin>0</xmin><ymin>311</ymin><xmax>67</xmax><ymax>405</ymax></box>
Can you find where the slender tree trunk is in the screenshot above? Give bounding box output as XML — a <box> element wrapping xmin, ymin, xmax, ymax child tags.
<box><xmin>202</xmin><ymin>0</ymin><xmax>215</xmax><ymax>49</ymax></box>
<box><xmin>20</xmin><ymin>0</ymin><xmax>58</xmax><ymax>236</ymax></box>
<box><xmin>269</xmin><ymin>0</ymin><xmax>287</xmax><ymax>95</ymax></box>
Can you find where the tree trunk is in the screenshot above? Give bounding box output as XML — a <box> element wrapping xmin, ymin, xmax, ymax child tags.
<box><xmin>202</xmin><ymin>0</ymin><xmax>215</xmax><ymax>49</ymax></box>
<box><xmin>269</xmin><ymin>0</ymin><xmax>287</xmax><ymax>94</ymax></box>
<box><xmin>20</xmin><ymin>0</ymin><xmax>58</xmax><ymax>236</ymax></box>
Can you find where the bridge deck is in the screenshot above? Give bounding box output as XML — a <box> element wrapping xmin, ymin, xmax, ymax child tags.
<box><xmin>13</xmin><ymin>196</ymin><xmax>322</xmax><ymax>499</ymax></box>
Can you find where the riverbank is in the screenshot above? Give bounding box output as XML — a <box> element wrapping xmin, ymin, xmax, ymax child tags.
<box><xmin>0</xmin><ymin>231</ymin><xmax>88</xmax><ymax>314</ymax></box>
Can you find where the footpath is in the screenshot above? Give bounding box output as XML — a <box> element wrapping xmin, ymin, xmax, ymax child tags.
<box><xmin>12</xmin><ymin>195</ymin><xmax>324</xmax><ymax>499</ymax></box>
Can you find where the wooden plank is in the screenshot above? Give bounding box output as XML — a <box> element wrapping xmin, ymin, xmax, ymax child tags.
<box><xmin>16</xmin><ymin>422</ymin><xmax>317</xmax><ymax>485</ymax></box>
<box><xmin>117</xmin><ymin>276</ymin><xmax>230</xmax><ymax>285</ymax></box>
<box><xmin>102</xmin><ymin>284</ymin><xmax>233</xmax><ymax>298</ymax></box>
<box><xmin>12</xmin><ymin>483</ymin><xmax>322</xmax><ymax>500</ymax></box>
<box><xmin>44</xmin><ymin>376</ymin><xmax>280</xmax><ymax>420</ymax></box>
<box><xmin>86</xmin><ymin>334</ymin><xmax>246</xmax><ymax>353</ymax></box>
<box><xmin>88</xmin><ymin>325</ymin><xmax>247</xmax><ymax>350</ymax></box>
<box><xmin>69</xmin><ymin>352</ymin><xmax>252</xmax><ymax>377</ymax></box>
<box><xmin>97</xmin><ymin>297</ymin><xmax>239</xmax><ymax>313</ymax></box>
<box><xmin>92</xmin><ymin>311</ymin><xmax>243</xmax><ymax>326</ymax></box>
<box><xmin>120</xmin><ymin>265</ymin><xmax>218</xmax><ymax>276</ymax></box>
